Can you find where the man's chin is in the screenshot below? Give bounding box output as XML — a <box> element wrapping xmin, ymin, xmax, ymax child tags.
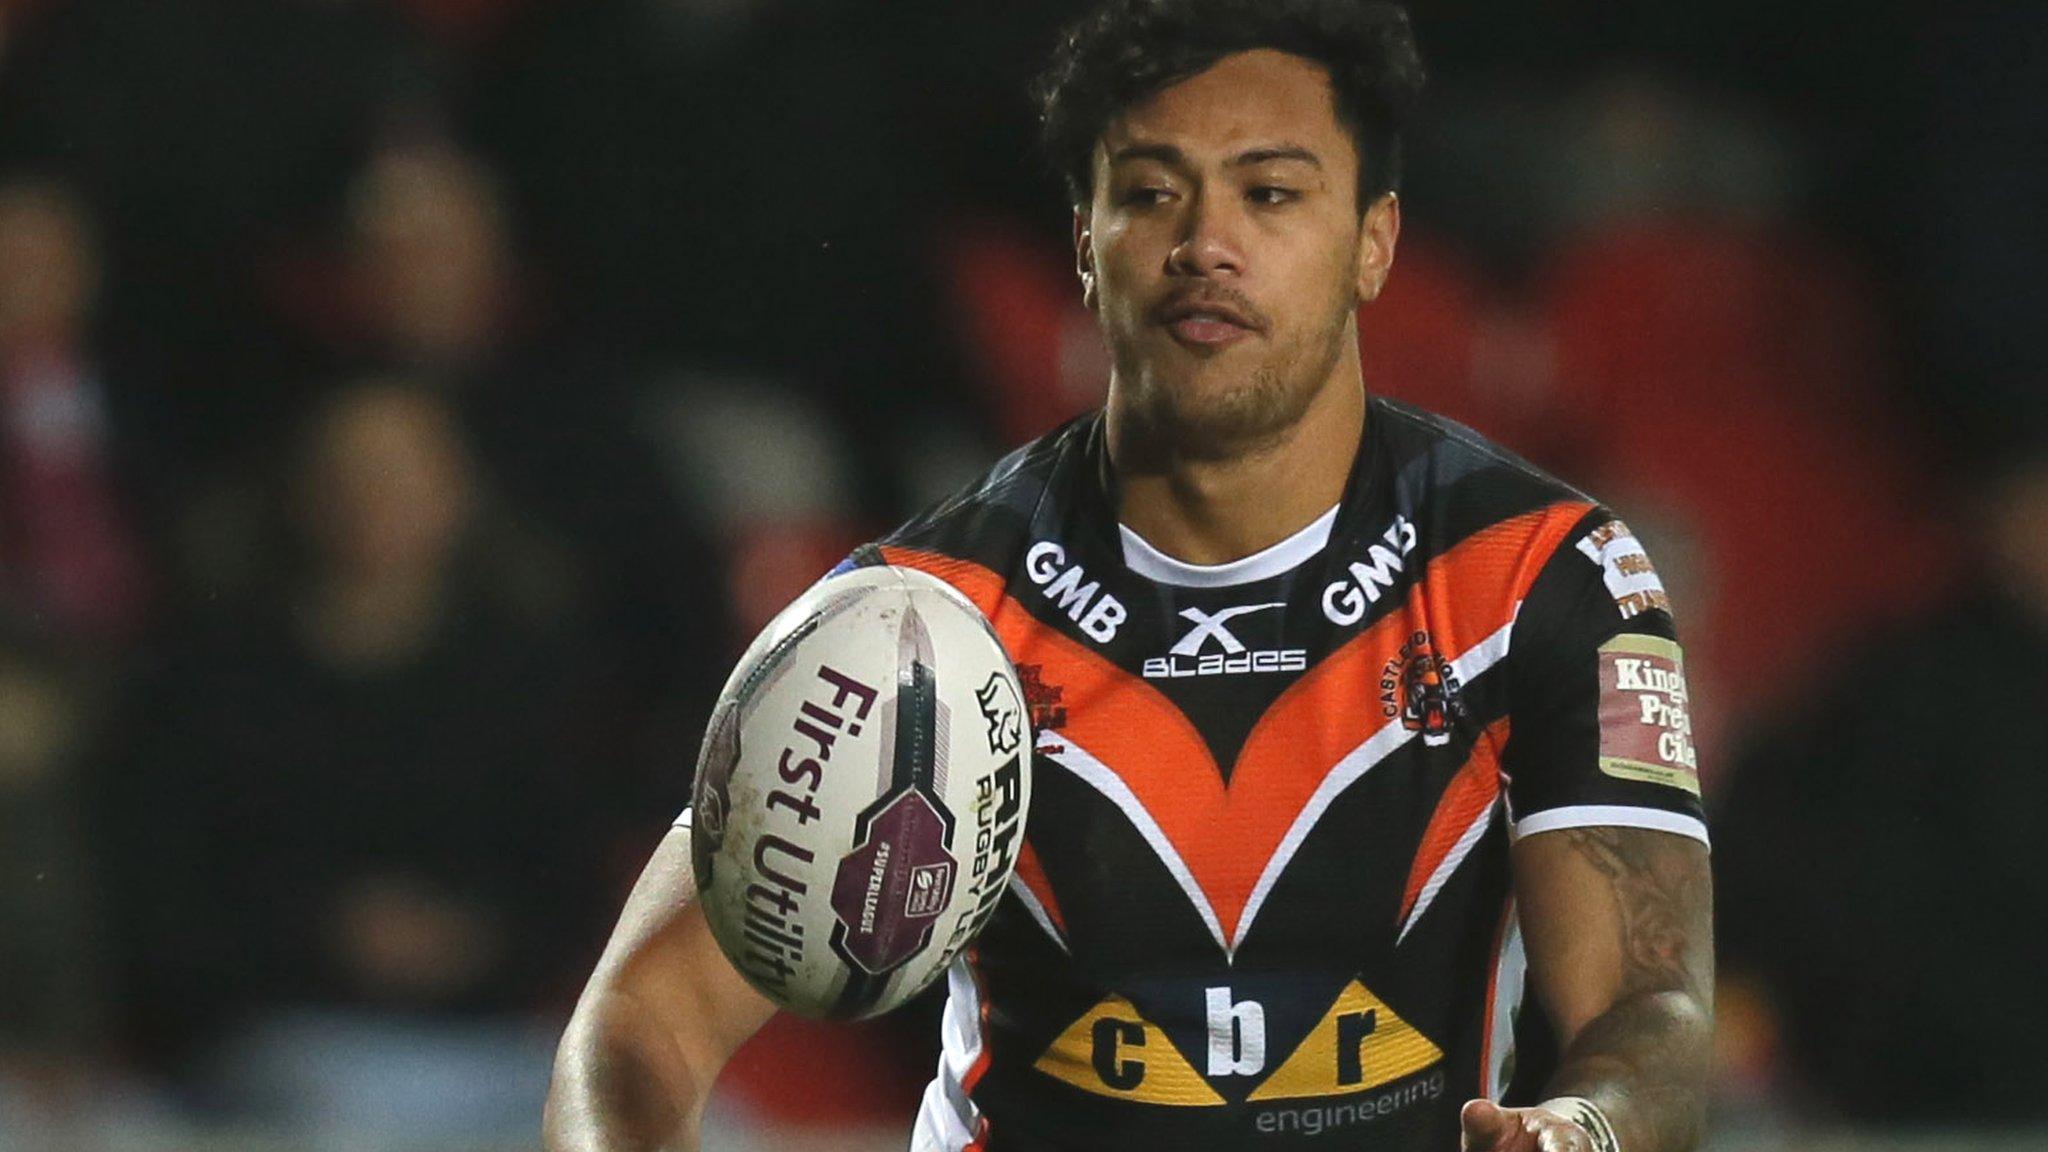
<box><xmin>1123</xmin><ymin>364</ymin><xmax>1303</xmax><ymax>458</ymax></box>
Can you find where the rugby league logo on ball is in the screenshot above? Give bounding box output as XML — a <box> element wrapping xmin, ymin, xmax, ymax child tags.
<box><xmin>830</xmin><ymin>788</ymin><xmax>959</xmax><ymax>975</ymax></box>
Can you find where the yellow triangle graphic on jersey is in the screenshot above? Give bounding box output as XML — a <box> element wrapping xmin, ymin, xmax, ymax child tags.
<box><xmin>1033</xmin><ymin>995</ymin><xmax>1225</xmax><ymax>1107</ymax></box>
<box><xmin>1248</xmin><ymin>980</ymin><xmax>1444</xmax><ymax>1102</ymax></box>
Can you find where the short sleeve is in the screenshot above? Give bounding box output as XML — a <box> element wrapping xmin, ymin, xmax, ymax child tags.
<box><xmin>1501</xmin><ymin>513</ymin><xmax>1709</xmax><ymax>847</ymax></box>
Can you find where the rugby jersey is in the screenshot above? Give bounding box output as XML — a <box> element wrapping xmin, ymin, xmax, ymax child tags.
<box><xmin>848</xmin><ymin>398</ymin><xmax>1706</xmax><ymax>1151</ymax></box>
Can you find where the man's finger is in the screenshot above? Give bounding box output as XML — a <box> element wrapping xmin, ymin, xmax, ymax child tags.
<box><xmin>1460</xmin><ymin>1098</ymin><xmax>1515</xmax><ymax>1150</ymax></box>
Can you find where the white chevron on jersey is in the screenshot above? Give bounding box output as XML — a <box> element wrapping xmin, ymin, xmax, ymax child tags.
<box><xmin>1038</xmin><ymin>615</ymin><xmax>1518</xmax><ymax>961</ymax></box>
<box><xmin>1397</xmin><ymin>795</ymin><xmax>1501</xmax><ymax>945</ymax></box>
<box><xmin>1008</xmin><ymin>876</ymin><xmax>1070</xmax><ymax>954</ymax></box>
<box><xmin>1240</xmin><ymin>615</ymin><xmax>1519</xmax><ymax>952</ymax></box>
<box><xmin>1036</xmin><ymin>728</ymin><xmax>1229</xmax><ymax>954</ymax></box>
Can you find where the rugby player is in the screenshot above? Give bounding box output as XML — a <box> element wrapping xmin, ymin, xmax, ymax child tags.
<box><xmin>545</xmin><ymin>2</ymin><xmax>1714</xmax><ymax>1149</ymax></box>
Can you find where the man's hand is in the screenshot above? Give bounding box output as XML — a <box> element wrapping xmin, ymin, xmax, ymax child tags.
<box><xmin>1460</xmin><ymin>1099</ymin><xmax>1602</xmax><ymax>1152</ymax></box>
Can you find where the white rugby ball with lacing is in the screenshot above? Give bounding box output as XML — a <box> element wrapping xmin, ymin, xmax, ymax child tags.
<box><xmin>689</xmin><ymin>564</ymin><xmax>1032</xmax><ymax>1019</ymax></box>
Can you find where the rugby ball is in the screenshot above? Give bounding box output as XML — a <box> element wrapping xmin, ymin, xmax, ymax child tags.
<box><xmin>689</xmin><ymin>564</ymin><xmax>1031</xmax><ymax>1019</ymax></box>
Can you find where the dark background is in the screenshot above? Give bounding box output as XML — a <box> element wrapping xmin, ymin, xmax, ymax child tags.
<box><xmin>0</xmin><ymin>1</ymin><xmax>2042</xmax><ymax>1148</ymax></box>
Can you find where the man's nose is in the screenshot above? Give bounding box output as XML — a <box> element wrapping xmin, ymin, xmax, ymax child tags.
<box><xmin>1166</xmin><ymin>190</ymin><xmax>1244</xmax><ymax>277</ymax></box>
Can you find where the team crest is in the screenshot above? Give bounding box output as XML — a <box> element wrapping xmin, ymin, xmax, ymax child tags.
<box><xmin>1380</xmin><ymin>631</ymin><xmax>1464</xmax><ymax>747</ymax></box>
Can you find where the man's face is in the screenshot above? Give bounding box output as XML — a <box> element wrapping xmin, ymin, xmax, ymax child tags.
<box><xmin>1079</xmin><ymin>49</ymin><xmax>1398</xmax><ymax>457</ymax></box>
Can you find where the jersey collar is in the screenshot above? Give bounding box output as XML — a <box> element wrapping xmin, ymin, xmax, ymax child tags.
<box><xmin>1117</xmin><ymin>503</ymin><xmax>1340</xmax><ymax>588</ymax></box>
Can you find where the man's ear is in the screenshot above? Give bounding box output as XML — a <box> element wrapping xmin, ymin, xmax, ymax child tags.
<box><xmin>1074</xmin><ymin>209</ymin><xmax>1098</xmax><ymax>311</ymax></box>
<box><xmin>1355</xmin><ymin>192</ymin><xmax>1401</xmax><ymax>304</ymax></box>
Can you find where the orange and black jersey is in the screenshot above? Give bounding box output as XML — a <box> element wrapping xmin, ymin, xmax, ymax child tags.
<box><xmin>840</xmin><ymin>398</ymin><xmax>1707</xmax><ymax>1152</ymax></box>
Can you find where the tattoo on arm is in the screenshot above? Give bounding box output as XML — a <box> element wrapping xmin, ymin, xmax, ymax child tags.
<box><xmin>1561</xmin><ymin>827</ymin><xmax>1714</xmax><ymax>1004</ymax></box>
<box><xmin>1545</xmin><ymin>828</ymin><xmax>1715</xmax><ymax>1152</ymax></box>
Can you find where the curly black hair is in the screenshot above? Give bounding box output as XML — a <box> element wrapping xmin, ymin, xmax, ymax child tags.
<box><xmin>1034</xmin><ymin>0</ymin><xmax>1425</xmax><ymax>213</ymax></box>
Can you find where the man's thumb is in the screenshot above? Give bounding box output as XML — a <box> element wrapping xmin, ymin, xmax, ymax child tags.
<box><xmin>1460</xmin><ymin>1098</ymin><xmax>1513</xmax><ymax>1148</ymax></box>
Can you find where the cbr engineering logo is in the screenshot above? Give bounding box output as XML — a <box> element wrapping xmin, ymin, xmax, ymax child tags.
<box><xmin>1143</xmin><ymin>603</ymin><xmax>1305</xmax><ymax>679</ymax></box>
<box><xmin>1032</xmin><ymin>979</ymin><xmax>1444</xmax><ymax>1108</ymax></box>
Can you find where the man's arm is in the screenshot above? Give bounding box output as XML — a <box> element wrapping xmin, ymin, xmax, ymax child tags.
<box><xmin>545</xmin><ymin>826</ymin><xmax>779</xmax><ymax>1152</ymax></box>
<box><xmin>1463</xmin><ymin>827</ymin><xmax>1714</xmax><ymax>1152</ymax></box>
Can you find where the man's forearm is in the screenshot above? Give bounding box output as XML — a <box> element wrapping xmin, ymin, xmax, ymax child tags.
<box><xmin>1544</xmin><ymin>988</ymin><xmax>1713</xmax><ymax>1152</ymax></box>
<box><xmin>1541</xmin><ymin>827</ymin><xmax>1716</xmax><ymax>1152</ymax></box>
<box><xmin>545</xmin><ymin>989</ymin><xmax>704</xmax><ymax>1152</ymax></box>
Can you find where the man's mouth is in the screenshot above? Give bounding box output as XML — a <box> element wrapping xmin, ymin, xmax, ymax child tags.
<box><xmin>1166</xmin><ymin>312</ymin><xmax>1255</xmax><ymax>347</ymax></box>
<box><xmin>1156</xmin><ymin>298</ymin><xmax>1262</xmax><ymax>349</ymax></box>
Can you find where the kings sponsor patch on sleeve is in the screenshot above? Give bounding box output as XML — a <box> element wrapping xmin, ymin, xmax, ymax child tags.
<box><xmin>1595</xmin><ymin>634</ymin><xmax>1699</xmax><ymax>795</ymax></box>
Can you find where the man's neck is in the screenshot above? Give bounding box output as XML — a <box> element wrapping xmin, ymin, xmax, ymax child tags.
<box><xmin>1109</xmin><ymin>372</ymin><xmax>1366</xmax><ymax>567</ymax></box>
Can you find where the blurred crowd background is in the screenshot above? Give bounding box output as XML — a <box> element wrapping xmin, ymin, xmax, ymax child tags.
<box><xmin>0</xmin><ymin>1</ymin><xmax>2042</xmax><ymax>1149</ymax></box>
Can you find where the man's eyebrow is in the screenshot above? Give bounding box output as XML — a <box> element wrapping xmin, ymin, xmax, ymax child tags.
<box><xmin>1104</xmin><ymin>142</ymin><xmax>1324</xmax><ymax>169</ymax></box>
<box><xmin>1105</xmin><ymin>142</ymin><xmax>1189</xmax><ymax>167</ymax></box>
<box><xmin>1231</xmin><ymin>145</ymin><xmax>1322</xmax><ymax>169</ymax></box>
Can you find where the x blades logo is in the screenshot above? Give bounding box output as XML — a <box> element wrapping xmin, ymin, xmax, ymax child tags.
<box><xmin>1144</xmin><ymin>603</ymin><xmax>1306</xmax><ymax>679</ymax></box>
<box><xmin>1172</xmin><ymin>603</ymin><xmax>1285</xmax><ymax>656</ymax></box>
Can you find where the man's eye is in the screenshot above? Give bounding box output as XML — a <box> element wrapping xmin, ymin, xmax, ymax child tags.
<box><xmin>1249</xmin><ymin>186</ymin><xmax>1300</xmax><ymax>206</ymax></box>
<box><xmin>1120</xmin><ymin>187</ymin><xmax>1173</xmax><ymax>207</ymax></box>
